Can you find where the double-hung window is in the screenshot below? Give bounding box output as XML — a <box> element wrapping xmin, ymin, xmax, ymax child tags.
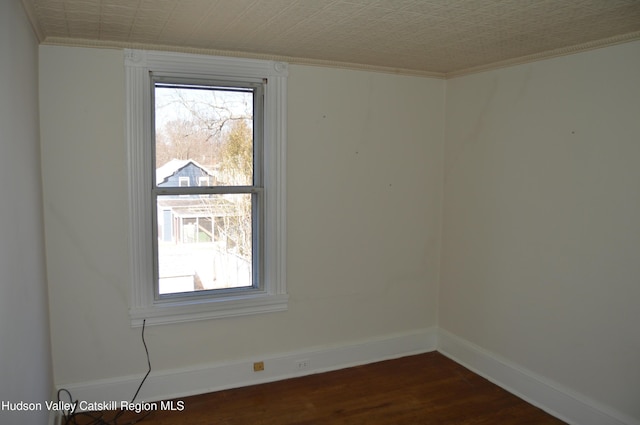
<box><xmin>125</xmin><ymin>50</ymin><xmax>288</xmax><ymax>326</ymax></box>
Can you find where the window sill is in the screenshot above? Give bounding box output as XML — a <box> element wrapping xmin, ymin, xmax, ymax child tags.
<box><xmin>130</xmin><ymin>293</ymin><xmax>288</xmax><ymax>327</ymax></box>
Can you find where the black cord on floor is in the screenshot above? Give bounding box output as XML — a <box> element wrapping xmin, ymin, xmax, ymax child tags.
<box><xmin>60</xmin><ymin>319</ymin><xmax>152</xmax><ymax>425</ymax></box>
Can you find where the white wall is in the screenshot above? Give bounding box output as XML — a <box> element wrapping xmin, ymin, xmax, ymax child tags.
<box><xmin>440</xmin><ymin>41</ymin><xmax>640</xmax><ymax>422</ymax></box>
<box><xmin>0</xmin><ymin>1</ymin><xmax>53</xmax><ymax>424</ymax></box>
<box><xmin>39</xmin><ymin>46</ymin><xmax>444</xmax><ymax>389</ymax></box>
<box><xmin>39</xmin><ymin>35</ymin><xmax>640</xmax><ymax>424</ymax></box>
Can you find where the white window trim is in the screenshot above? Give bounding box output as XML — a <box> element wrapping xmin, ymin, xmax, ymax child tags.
<box><xmin>125</xmin><ymin>49</ymin><xmax>288</xmax><ymax>326</ymax></box>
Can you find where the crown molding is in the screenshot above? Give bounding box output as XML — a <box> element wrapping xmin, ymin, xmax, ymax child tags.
<box><xmin>41</xmin><ymin>30</ymin><xmax>640</xmax><ymax>80</ymax></box>
<box><xmin>446</xmin><ymin>30</ymin><xmax>640</xmax><ymax>79</ymax></box>
<box><xmin>40</xmin><ymin>37</ymin><xmax>447</xmax><ymax>79</ymax></box>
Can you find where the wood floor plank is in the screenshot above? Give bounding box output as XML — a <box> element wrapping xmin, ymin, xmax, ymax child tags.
<box><xmin>67</xmin><ymin>352</ymin><xmax>566</xmax><ymax>424</ymax></box>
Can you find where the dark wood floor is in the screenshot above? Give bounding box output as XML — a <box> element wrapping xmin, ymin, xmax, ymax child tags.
<box><xmin>69</xmin><ymin>352</ymin><xmax>566</xmax><ymax>424</ymax></box>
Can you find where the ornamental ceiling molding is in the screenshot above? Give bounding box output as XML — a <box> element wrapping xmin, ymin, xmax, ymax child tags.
<box><xmin>40</xmin><ymin>30</ymin><xmax>640</xmax><ymax>80</ymax></box>
<box><xmin>446</xmin><ymin>30</ymin><xmax>640</xmax><ymax>79</ymax></box>
<box><xmin>20</xmin><ymin>0</ymin><xmax>640</xmax><ymax>78</ymax></box>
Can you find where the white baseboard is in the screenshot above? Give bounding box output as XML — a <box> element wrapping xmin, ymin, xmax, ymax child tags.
<box><xmin>56</xmin><ymin>327</ymin><xmax>637</xmax><ymax>425</ymax></box>
<box><xmin>58</xmin><ymin>328</ymin><xmax>437</xmax><ymax>410</ymax></box>
<box><xmin>437</xmin><ymin>329</ymin><xmax>639</xmax><ymax>425</ymax></box>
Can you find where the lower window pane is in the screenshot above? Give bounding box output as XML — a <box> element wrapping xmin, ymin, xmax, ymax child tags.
<box><xmin>157</xmin><ymin>193</ymin><xmax>252</xmax><ymax>295</ymax></box>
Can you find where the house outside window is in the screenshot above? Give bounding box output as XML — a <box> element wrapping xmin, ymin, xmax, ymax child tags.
<box><xmin>125</xmin><ymin>49</ymin><xmax>288</xmax><ymax>326</ymax></box>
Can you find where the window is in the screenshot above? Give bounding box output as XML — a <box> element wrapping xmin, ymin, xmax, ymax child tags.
<box><xmin>125</xmin><ymin>50</ymin><xmax>288</xmax><ymax>326</ymax></box>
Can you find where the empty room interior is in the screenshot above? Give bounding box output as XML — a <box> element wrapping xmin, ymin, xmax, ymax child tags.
<box><xmin>1</xmin><ymin>0</ymin><xmax>639</xmax><ymax>424</ymax></box>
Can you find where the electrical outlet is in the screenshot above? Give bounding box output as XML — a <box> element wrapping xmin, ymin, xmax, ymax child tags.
<box><xmin>296</xmin><ymin>359</ymin><xmax>311</xmax><ymax>370</ymax></box>
<box><xmin>253</xmin><ymin>361</ymin><xmax>265</xmax><ymax>372</ymax></box>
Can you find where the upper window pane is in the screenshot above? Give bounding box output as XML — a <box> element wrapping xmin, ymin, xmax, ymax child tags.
<box><xmin>154</xmin><ymin>82</ymin><xmax>254</xmax><ymax>187</ymax></box>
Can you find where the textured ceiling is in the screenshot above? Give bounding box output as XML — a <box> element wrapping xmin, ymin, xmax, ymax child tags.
<box><xmin>22</xmin><ymin>0</ymin><xmax>640</xmax><ymax>77</ymax></box>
